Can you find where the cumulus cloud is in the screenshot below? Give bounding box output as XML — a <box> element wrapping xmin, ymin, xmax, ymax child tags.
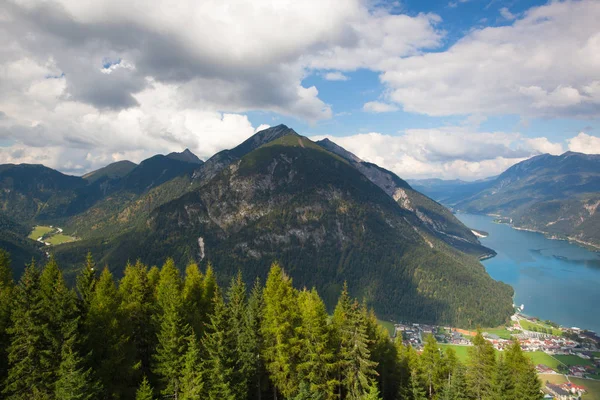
<box><xmin>363</xmin><ymin>101</ymin><xmax>399</xmax><ymax>113</ymax></box>
<box><xmin>568</xmin><ymin>132</ymin><xmax>600</xmax><ymax>154</ymax></box>
<box><xmin>0</xmin><ymin>0</ymin><xmax>446</xmax><ymax>173</ymax></box>
<box><xmin>499</xmin><ymin>7</ymin><xmax>516</xmax><ymax>20</ymax></box>
<box><xmin>323</xmin><ymin>71</ymin><xmax>349</xmax><ymax>81</ymax></box>
<box><xmin>379</xmin><ymin>0</ymin><xmax>600</xmax><ymax>118</ymax></box>
<box><xmin>312</xmin><ymin>128</ymin><xmax>567</xmax><ymax>180</ymax></box>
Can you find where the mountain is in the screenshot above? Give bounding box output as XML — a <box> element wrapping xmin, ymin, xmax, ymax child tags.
<box><xmin>119</xmin><ymin>154</ymin><xmax>200</xmax><ymax>193</ymax></box>
<box><xmin>82</xmin><ymin>160</ymin><xmax>137</xmax><ymax>183</ymax></box>
<box><xmin>192</xmin><ymin>124</ymin><xmax>293</xmax><ymax>183</ymax></box>
<box><xmin>413</xmin><ymin>152</ymin><xmax>600</xmax><ymax>248</ymax></box>
<box><xmin>55</xmin><ymin>128</ymin><xmax>513</xmax><ymax>327</ymax></box>
<box><xmin>408</xmin><ymin>177</ymin><xmax>496</xmax><ymax>206</ymax></box>
<box><xmin>0</xmin><ymin>164</ymin><xmax>94</xmax><ymax>223</ymax></box>
<box><xmin>317</xmin><ymin>139</ymin><xmax>495</xmax><ymax>258</ymax></box>
<box><xmin>166</xmin><ymin>149</ymin><xmax>204</xmax><ymax>164</ymax></box>
<box><xmin>0</xmin><ymin>212</ymin><xmax>41</xmax><ymax>276</ymax></box>
<box><xmin>0</xmin><ymin>125</ymin><xmax>514</xmax><ymax>327</ymax></box>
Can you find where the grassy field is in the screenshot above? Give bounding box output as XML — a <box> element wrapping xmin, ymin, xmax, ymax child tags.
<box><xmin>539</xmin><ymin>374</ymin><xmax>568</xmax><ymax>385</ymax></box>
<box><xmin>46</xmin><ymin>233</ymin><xmax>77</xmax><ymax>245</ymax></box>
<box><xmin>29</xmin><ymin>226</ymin><xmax>77</xmax><ymax>246</ymax></box>
<box><xmin>525</xmin><ymin>351</ymin><xmax>561</xmax><ymax>370</ymax></box>
<box><xmin>483</xmin><ymin>328</ymin><xmax>514</xmax><ymax>340</ymax></box>
<box><xmin>519</xmin><ymin>319</ymin><xmax>562</xmax><ymax>336</ymax></box>
<box><xmin>28</xmin><ymin>225</ymin><xmax>54</xmax><ymax>240</ymax></box>
<box><xmin>571</xmin><ymin>378</ymin><xmax>600</xmax><ymax>400</ymax></box>
<box><xmin>439</xmin><ymin>344</ymin><xmax>472</xmax><ymax>363</ymax></box>
<box><xmin>554</xmin><ymin>355</ymin><xmax>595</xmax><ymax>367</ymax></box>
<box><xmin>378</xmin><ymin>319</ymin><xmax>396</xmax><ymax>337</ymax></box>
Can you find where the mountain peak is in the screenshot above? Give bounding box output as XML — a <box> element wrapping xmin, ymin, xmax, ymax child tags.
<box><xmin>229</xmin><ymin>124</ymin><xmax>298</xmax><ymax>158</ymax></box>
<box><xmin>166</xmin><ymin>149</ymin><xmax>203</xmax><ymax>164</ymax></box>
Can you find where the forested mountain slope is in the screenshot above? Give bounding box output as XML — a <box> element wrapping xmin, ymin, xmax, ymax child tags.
<box><xmin>413</xmin><ymin>152</ymin><xmax>600</xmax><ymax>248</ymax></box>
<box><xmin>0</xmin><ymin>126</ymin><xmax>514</xmax><ymax>327</ymax></box>
<box><xmin>56</xmin><ymin>132</ymin><xmax>513</xmax><ymax>327</ymax></box>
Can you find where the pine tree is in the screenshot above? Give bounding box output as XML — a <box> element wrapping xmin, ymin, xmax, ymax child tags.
<box><xmin>183</xmin><ymin>262</ymin><xmax>204</xmax><ymax>338</ymax></box>
<box><xmin>504</xmin><ymin>341</ymin><xmax>542</xmax><ymax>400</ymax></box>
<box><xmin>55</xmin><ymin>318</ymin><xmax>101</xmax><ymax>400</ymax></box>
<box><xmin>136</xmin><ymin>376</ymin><xmax>154</xmax><ymax>400</ymax></box>
<box><xmin>153</xmin><ymin>258</ymin><xmax>190</xmax><ymax>398</ymax></box>
<box><xmin>492</xmin><ymin>355</ymin><xmax>516</xmax><ymax>400</ymax></box>
<box><xmin>202</xmin><ymin>287</ymin><xmax>236</xmax><ymax>400</ymax></box>
<box><xmin>76</xmin><ymin>252</ymin><xmax>97</xmax><ymax>314</ymax></box>
<box><xmin>0</xmin><ymin>249</ymin><xmax>14</xmax><ymax>383</ymax></box>
<box><xmin>466</xmin><ymin>330</ymin><xmax>496</xmax><ymax>400</ymax></box>
<box><xmin>332</xmin><ymin>281</ymin><xmax>352</xmax><ymax>399</ymax></box>
<box><xmin>339</xmin><ymin>300</ymin><xmax>378</xmax><ymax>400</ymax></box>
<box><xmin>517</xmin><ymin>362</ymin><xmax>542</xmax><ymax>400</ymax></box>
<box><xmin>226</xmin><ymin>272</ymin><xmax>255</xmax><ymax>399</ymax></box>
<box><xmin>119</xmin><ymin>260</ymin><xmax>157</xmax><ymax>381</ymax></box>
<box><xmin>421</xmin><ymin>334</ymin><xmax>442</xmax><ymax>398</ymax></box>
<box><xmin>261</xmin><ymin>262</ymin><xmax>302</xmax><ymax>398</ymax></box>
<box><xmin>202</xmin><ymin>263</ymin><xmax>217</xmax><ymax>322</ymax></box>
<box><xmin>365</xmin><ymin>308</ymin><xmax>398</xmax><ymax>400</ymax></box>
<box><xmin>246</xmin><ymin>278</ymin><xmax>266</xmax><ymax>400</ymax></box>
<box><xmin>294</xmin><ymin>380</ymin><xmax>326</xmax><ymax>400</ymax></box>
<box><xmin>3</xmin><ymin>261</ymin><xmax>53</xmax><ymax>399</ymax></box>
<box><xmin>87</xmin><ymin>267</ymin><xmax>131</xmax><ymax>399</ymax></box>
<box><xmin>147</xmin><ymin>266</ymin><xmax>161</xmax><ymax>294</ymax></box>
<box><xmin>409</xmin><ymin>369</ymin><xmax>428</xmax><ymax>400</ymax></box>
<box><xmin>297</xmin><ymin>288</ymin><xmax>338</xmax><ymax>400</ymax></box>
<box><xmin>394</xmin><ymin>339</ymin><xmax>412</xmax><ymax>399</ymax></box>
<box><xmin>440</xmin><ymin>363</ymin><xmax>469</xmax><ymax>400</ymax></box>
<box><xmin>39</xmin><ymin>256</ymin><xmax>79</xmax><ymax>389</ymax></box>
<box><xmin>364</xmin><ymin>380</ymin><xmax>383</xmax><ymax>400</ymax></box>
<box><xmin>180</xmin><ymin>334</ymin><xmax>204</xmax><ymax>400</ymax></box>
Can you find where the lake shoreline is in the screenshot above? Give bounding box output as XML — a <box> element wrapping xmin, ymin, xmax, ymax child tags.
<box><xmin>456</xmin><ymin>213</ymin><xmax>600</xmax><ymax>334</ymax></box>
<box><xmin>493</xmin><ymin>218</ymin><xmax>600</xmax><ymax>252</ymax></box>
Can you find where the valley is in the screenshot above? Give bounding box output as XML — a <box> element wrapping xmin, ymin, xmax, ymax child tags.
<box><xmin>28</xmin><ymin>225</ymin><xmax>77</xmax><ymax>246</ymax></box>
<box><xmin>0</xmin><ymin>125</ymin><xmax>512</xmax><ymax>329</ymax></box>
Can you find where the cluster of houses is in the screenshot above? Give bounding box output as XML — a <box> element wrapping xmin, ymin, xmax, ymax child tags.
<box><xmin>515</xmin><ymin>337</ymin><xmax>579</xmax><ymax>353</ymax></box>
<box><xmin>544</xmin><ymin>382</ymin><xmax>587</xmax><ymax>399</ymax></box>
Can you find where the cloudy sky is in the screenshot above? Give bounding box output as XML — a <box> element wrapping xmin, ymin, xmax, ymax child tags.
<box><xmin>0</xmin><ymin>0</ymin><xmax>599</xmax><ymax>180</ymax></box>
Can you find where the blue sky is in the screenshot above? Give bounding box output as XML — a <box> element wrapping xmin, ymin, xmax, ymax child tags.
<box><xmin>0</xmin><ymin>0</ymin><xmax>598</xmax><ymax>179</ymax></box>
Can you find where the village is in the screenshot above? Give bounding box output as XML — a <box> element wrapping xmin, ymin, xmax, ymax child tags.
<box><xmin>394</xmin><ymin>313</ymin><xmax>600</xmax><ymax>400</ymax></box>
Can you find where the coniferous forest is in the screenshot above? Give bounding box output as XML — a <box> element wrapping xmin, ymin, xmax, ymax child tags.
<box><xmin>0</xmin><ymin>249</ymin><xmax>542</xmax><ymax>400</ymax></box>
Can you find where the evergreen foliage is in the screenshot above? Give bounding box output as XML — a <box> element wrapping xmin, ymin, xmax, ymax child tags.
<box><xmin>0</xmin><ymin>250</ymin><xmax>543</xmax><ymax>400</ymax></box>
<box><xmin>135</xmin><ymin>376</ymin><xmax>154</xmax><ymax>400</ymax></box>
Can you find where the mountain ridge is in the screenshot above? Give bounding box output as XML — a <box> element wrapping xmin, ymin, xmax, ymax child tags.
<box><xmin>411</xmin><ymin>151</ymin><xmax>600</xmax><ymax>248</ymax></box>
<box><xmin>0</xmin><ymin>126</ymin><xmax>514</xmax><ymax>327</ymax></box>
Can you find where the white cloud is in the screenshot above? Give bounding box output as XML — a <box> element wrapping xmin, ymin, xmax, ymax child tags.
<box><xmin>499</xmin><ymin>7</ymin><xmax>516</xmax><ymax>20</ymax></box>
<box><xmin>379</xmin><ymin>0</ymin><xmax>600</xmax><ymax>118</ymax></box>
<box><xmin>312</xmin><ymin>128</ymin><xmax>567</xmax><ymax>180</ymax></box>
<box><xmin>323</xmin><ymin>71</ymin><xmax>349</xmax><ymax>81</ymax></box>
<box><xmin>363</xmin><ymin>101</ymin><xmax>399</xmax><ymax>113</ymax></box>
<box><xmin>0</xmin><ymin>0</ymin><xmax>445</xmax><ymax>173</ymax></box>
<box><xmin>524</xmin><ymin>137</ymin><xmax>564</xmax><ymax>155</ymax></box>
<box><xmin>568</xmin><ymin>132</ymin><xmax>600</xmax><ymax>154</ymax></box>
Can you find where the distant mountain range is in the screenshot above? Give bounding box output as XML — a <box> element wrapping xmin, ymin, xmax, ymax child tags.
<box><xmin>411</xmin><ymin>152</ymin><xmax>600</xmax><ymax>249</ymax></box>
<box><xmin>0</xmin><ymin>126</ymin><xmax>512</xmax><ymax>327</ymax></box>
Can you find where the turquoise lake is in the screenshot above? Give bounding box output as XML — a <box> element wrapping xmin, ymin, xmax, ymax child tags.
<box><xmin>456</xmin><ymin>213</ymin><xmax>600</xmax><ymax>333</ymax></box>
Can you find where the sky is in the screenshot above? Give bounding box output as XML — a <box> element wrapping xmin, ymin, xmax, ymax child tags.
<box><xmin>0</xmin><ymin>0</ymin><xmax>599</xmax><ymax>180</ymax></box>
